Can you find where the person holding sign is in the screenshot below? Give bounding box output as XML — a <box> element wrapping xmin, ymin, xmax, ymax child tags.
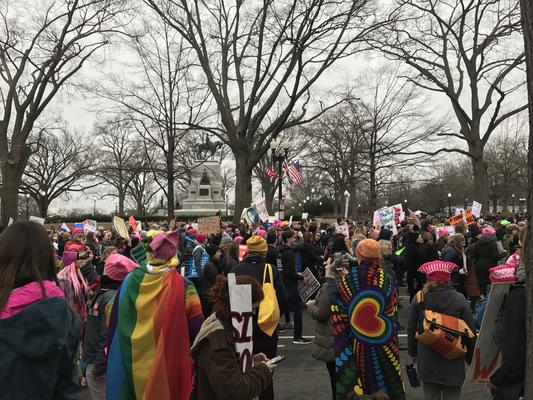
<box><xmin>191</xmin><ymin>275</ymin><xmax>276</xmax><ymax>400</ymax></box>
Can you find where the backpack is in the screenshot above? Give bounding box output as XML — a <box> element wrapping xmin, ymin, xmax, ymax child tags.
<box><xmin>258</xmin><ymin>263</ymin><xmax>280</xmax><ymax>337</ymax></box>
<box><xmin>415</xmin><ymin>290</ymin><xmax>475</xmax><ymax>360</ymax></box>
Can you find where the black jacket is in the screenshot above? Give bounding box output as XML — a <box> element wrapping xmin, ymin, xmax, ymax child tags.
<box><xmin>83</xmin><ymin>278</ymin><xmax>120</xmax><ymax>374</ymax></box>
<box><xmin>470</xmin><ymin>237</ymin><xmax>500</xmax><ymax>287</ymax></box>
<box><xmin>200</xmin><ymin>259</ymin><xmax>223</xmax><ymax>317</ymax></box>
<box><xmin>299</xmin><ymin>243</ymin><xmax>322</xmax><ymax>279</ymax></box>
<box><xmin>276</xmin><ymin>245</ymin><xmax>303</xmax><ymax>290</ymax></box>
<box><xmin>265</xmin><ymin>244</ymin><xmax>278</xmax><ymax>265</ymax></box>
<box><xmin>0</xmin><ymin>297</ymin><xmax>80</xmax><ymax>400</ymax></box>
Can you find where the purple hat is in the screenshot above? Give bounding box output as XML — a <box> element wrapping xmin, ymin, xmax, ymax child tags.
<box><xmin>61</xmin><ymin>251</ymin><xmax>78</xmax><ymax>267</ymax></box>
<box><xmin>150</xmin><ymin>230</ymin><xmax>180</xmax><ymax>260</ymax></box>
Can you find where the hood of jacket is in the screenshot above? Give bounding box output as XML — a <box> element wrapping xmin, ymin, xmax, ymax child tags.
<box><xmin>191</xmin><ymin>313</ymin><xmax>225</xmax><ymax>354</ymax></box>
<box><xmin>0</xmin><ymin>297</ymin><xmax>80</xmax><ymax>360</ymax></box>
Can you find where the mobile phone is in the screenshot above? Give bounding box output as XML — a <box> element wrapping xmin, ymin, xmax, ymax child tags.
<box><xmin>266</xmin><ymin>355</ymin><xmax>285</xmax><ymax>366</ymax></box>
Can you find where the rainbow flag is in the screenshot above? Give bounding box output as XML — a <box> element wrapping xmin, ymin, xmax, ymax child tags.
<box><xmin>106</xmin><ymin>262</ymin><xmax>203</xmax><ymax>400</ymax></box>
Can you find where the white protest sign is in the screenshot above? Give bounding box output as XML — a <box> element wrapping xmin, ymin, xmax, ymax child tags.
<box><xmin>113</xmin><ymin>216</ymin><xmax>129</xmax><ymax>240</ymax></box>
<box><xmin>253</xmin><ymin>200</ymin><xmax>270</xmax><ymax>222</ymax></box>
<box><xmin>391</xmin><ymin>204</ymin><xmax>405</xmax><ymax>224</ymax></box>
<box><xmin>29</xmin><ymin>215</ymin><xmax>45</xmax><ymax>225</ymax></box>
<box><xmin>228</xmin><ymin>273</ymin><xmax>253</xmax><ymax>373</ymax></box>
<box><xmin>472</xmin><ymin>201</ymin><xmax>482</xmax><ymax>218</ymax></box>
<box><xmin>289</xmin><ymin>215</ymin><xmax>293</xmax><ymax>227</ymax></box>
<box><xmin>274</xmin><ymin>212</ymin><xmax>280</xmax><ymax>221</ymax></box>
<box><xmin>466</xmin><ymin>282</ymin><xmax>511</xmax><ymax>382</ymax></box>
<box><xmin>268</xmin><ymin>216</ymin><xmax>276</xmax><ymax>223</ymax></box>
<box><xmin>297</xmin><ymin>268</ymin><xmax>321</xmax><ymax>302</ymax></box>
<box><xmin>376</xmin><ymin>207</ymin><xmax>398</xmax><ymax>236</ymax></box>
<box><xmin>301</xmin><ymin>212</ymin><xmax>308</xmax><ymax>220</ymax></box>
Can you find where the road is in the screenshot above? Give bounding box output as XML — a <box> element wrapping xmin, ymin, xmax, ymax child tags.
<box><xmin>81</xmin><ymin>291</ymin><xmax>491</xmax><ymax>400</ymax></box>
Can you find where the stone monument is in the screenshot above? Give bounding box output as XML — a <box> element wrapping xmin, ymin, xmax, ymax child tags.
<box><xmin>175</xmin><ymin>160</ymin><xmax>227</xmax><ymax>216</ymax></box>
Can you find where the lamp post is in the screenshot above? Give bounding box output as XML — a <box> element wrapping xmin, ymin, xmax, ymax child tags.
<box><xmin>270</xmin><ymin>139</ymin><xmax>289</xmax><ymax>220</ymax></box>
<box><xmin>93</xmin><ymin>199</ymin><xmax>97</xmax><ymax>215</ymax></box>
<box><xmin>403</xmin><ymin>198</ymin><xmax>408</xmax><ymax>211</ymax></box>
<box><xmin>464</xmin><ymin>197</ymin><xmax>468</xmax><ymax>210</ymax></box>
<box><xmin>225</xmin><ymin>194</ymin><xmax>228</xmax><ymax>217</ymax></box>
<box><xmin>25</xmin><ymin>193</ymin><xmax>30</xmax><ymax>220</ymax></box>
<box><xmin>447</xmin><ymin>192</ymin><xmax>452</xmax><ymax>217</ymax></box>
<box><xmin>344</xmin><ymin>190</ymin><xmax>350</xmax><ymax>219</ymax></box>
<box><xmin>512</xmin><ymin>194</ymin><xmax>515</xmax><ymax>214</ymax></box>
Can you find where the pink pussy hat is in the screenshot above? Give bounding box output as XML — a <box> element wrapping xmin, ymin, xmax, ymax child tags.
<box><xmin>150</xmin><ymin>230</ymin><xmax>180</xmax><ymax>260</ymax></box>
<box><xmin>104</xmin><ymin>254</ymin><xmax>137</xmax><ymax>281</ymax></box>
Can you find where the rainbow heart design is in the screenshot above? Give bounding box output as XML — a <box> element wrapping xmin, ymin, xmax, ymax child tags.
<box><xmin>349</xmin><ymin>289</ymin><xmax>393</xmax><ymax>345</ymax></box>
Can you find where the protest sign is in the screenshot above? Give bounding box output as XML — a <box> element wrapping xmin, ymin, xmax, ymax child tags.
<box><xmin>268</xmin><ymin>216</ymin><xmax>276</xmax><ymax>223</ymax></box>
<box><xmin>289</xmin><ymin>215</ymin><xmax>293</xmax><ymax>227</ymax></box>
<box><xmin>59</xmin><ymin>222</ymin><xmax>70</xmax><ymax>232</ymax></box>
<box><xmin>130</xmin><ymin>244</ymin><xmax>147</xmax><ymax>266</ymax></box>
<box><xmin>376</xmin><ymin>207</ymin><xmax>398</xmax><ymax>235</ymax></box>
<box><xmin>254</xmin><ymin>200</ymin><xmax>270</xmax><ymax>222</ymax></box>
<box><xmin>198</xmin><ymin>216</ymin><xmax>221</xmax><ymax>235</ymax></box>
<box><xmin>373</xmin><ymin>209</ymin><xmax>383</xmax><ymax>227</ymax></box>
<box><xmin>391</xmin><ymin>204</ymin><xmax>405</xmax><ymax>225</ymax></box>
<box><xmin>301</xmin><ymin>212</ymin><xmax>309</xmax><ymax>220</ymax></box>
<box><xmin>466</xmin><ymin>282</ymin><xmax>511</xmax><ymax>382</ymax></box>
<box><xmin>228</xmin><ymin>273</ymin><xmax>253</xmax><ymax>373</ymax></box>
<box><xmin>455</xmin><ymin>208</ymin><xmax>464</xmax><ymax>216</ymax></box>
<box><xmin>447</xmin><ymin>213</ymin><xmax>464</xmax><ymax>226</ymax></box>
<box><xmin>83</xmin><ymin>219</ymin><xmax>97</xmax><ymax>234</ymax></box>
<box><xmin>297</xmin><ymin>268</ymin><xmax>321</xmax><ymax>302</ymax></box>
<box><xmin>29</xmin><ymin>215</ymin><xmax>45</xmax><ymax>225</ymax></box>
<box><xmin>113</xmin><ymin>216</ymin><xmax>129</xmax><ymax>240</ymax></box>
<box><xmin>73</xmin><ymin>222</ymin><xmax>84</xmax><ymax>229</ymax></box>
<box><xmin>465</xmin><ymin>209</ymin><xmax>475</xmax><ymax>226</ymax></box>
<box><xmin>128</xmin><ymin>215</ymin><xmax>138</xmax><ymax>231</ymax></box>
<box><xmin>239</xmin><ymin>244</ymin><xmax>248</xmax><ymax>261</ymax></box>
<box><xmin>472</xmin><ymin>201</ymin><xmax>482</xmax><ymax>218</ymax></box>
<box><xmin>274</xmin><ymin>212</ymin><xmax>280</xmax><ymax>221</ymax></box>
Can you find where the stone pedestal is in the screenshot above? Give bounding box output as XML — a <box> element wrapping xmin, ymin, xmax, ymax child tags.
<box><xmin>175</xmin><ymin>160</ymin><xmax>227</xmax><ymax>216</ymax></box>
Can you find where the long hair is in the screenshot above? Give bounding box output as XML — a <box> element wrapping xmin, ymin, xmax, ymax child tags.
<box><xmin>423</xmin><ymin>280</ymin><xmax>451</xmax><ymax>294</ymax></box>
<box><xmin>0</xmin><ymin>221</ymin><xmax>57</xmax><ymax>312</ymax></box>
<box><xmin>209</xmin><ymin>275</ymin><xmax>263</xmax><ymax>322</ymax></box>
<box><xmin>225</xmin><ymin>242</ymin><xmax>239</xmax><ymax>263</ymax></box>
<box><xmin>448</xmin><ymin>234</ymin><xmax>465</xmax><ymax>254</ymax></box>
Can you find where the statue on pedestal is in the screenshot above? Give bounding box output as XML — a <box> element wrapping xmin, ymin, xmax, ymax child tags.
<box><xmin>196</xmin><ymin>135</ymin><xmax>223</xmax><ymax>159</ymax></box>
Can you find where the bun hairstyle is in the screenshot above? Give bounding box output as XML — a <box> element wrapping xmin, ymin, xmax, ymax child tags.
<box><xmin>209</xmin><ymin>275</ymin><xmax>263</xmax><ymax>321</ymax></box>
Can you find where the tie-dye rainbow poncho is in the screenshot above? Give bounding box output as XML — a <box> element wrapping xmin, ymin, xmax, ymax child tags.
<box><xmin>333</xmin><ymin>260</ymin><xmax>405</xmax><ymax>400</ymax></box>
<box><xmin>106</xmin><ymin>261</ymin><xmax>203</xmax><ymax>400</ymax></box>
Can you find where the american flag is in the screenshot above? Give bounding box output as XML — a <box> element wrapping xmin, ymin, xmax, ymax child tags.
<box><xmin>265</xmin><ymin>167</ymin><xmax>278</xmax><ymax>178</ymax></box>
<box><xmin>283</xmin><ymin>160</ymin><xmax>303</xmax><ymax>186</ymax></box>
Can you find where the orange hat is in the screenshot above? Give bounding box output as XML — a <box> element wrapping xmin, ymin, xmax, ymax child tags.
<box><xmin>356</xmin><ymin>239</ymin><xmax>381</xmax><ymax>260</ymax></box>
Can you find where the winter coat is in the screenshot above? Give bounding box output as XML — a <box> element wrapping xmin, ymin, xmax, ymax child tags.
<box><xmin>407</xmin><ymin>287</ymin><xmax>476</xmax><ymax>387</ymax></box>
<box><xmin>307</xmin><ymin>277</ymin><xmax>338</xmax><ymax>362</ymax></box>
<box><xmin>277</xmin><ymin>245</ymin><xmax>303</xmax><ymax>290</ymax></box>
<box><xmin>199</xmin><ymin>259</ymin><xmax>223</xmax><ymax>317</ymax></box>
<box><xmin>0</xmin><ymin>297</ymin><xmax>80</xmax><ymax>400</ymax></box>
<box><xmin>490</xmin><ymin>285</ymin><xmax>525</xmax><ymax>399</ymax></box>
<box><xmin>440</xmin><ymin>244</ymin><xmax>467</xmax><ymax>296</ymax></box>
<box><xmin>83</xmin><ymin>278</ymin><xmax>120</xmax><ymax>374</ymax></box>
<box><xmin>191</xmin><ymin>314</ymin><xmax>272</xmax><ymax>400</ymax></box>
<box><xmin>470</xmin><ymin>236</ymin><xmax>500</xmax><ymax>289</ymax></box>
<box><xmin>299</xmin><ymin>243</ymin><xmax>322</xmax><ymax>279</ymax></box>
<box><xmin>265</xmin><ymin>244</ymin><xmax>278</xmax><ymax>265</ymax></box>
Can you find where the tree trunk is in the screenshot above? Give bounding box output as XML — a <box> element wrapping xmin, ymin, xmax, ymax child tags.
<box><xmin>118</xmin><ymin>189</ymin><xmax>125</xmax><ymax>216</ymax></box>
<box><xmin>167</xmin><ymin>168</ymin><xmax>175</xmax><ymax>220</ymax></box>
<box><xmin>520</xmin><ymin>0</ymin><xmax>533</xmax><ymax>395</ymax></box>
<box><xmin>38</xmin><ymin>198</ymin><xmax>49</xmax><ymax>218</ymax></box>
<box><xmin>265</xmin><ymin>185</ymin><xmax>276</xmax><ymax>215</ymax></box>
<box><xmin>470</xmin><ymin>152</ymin><xmax>489</xmax><ymax>210</ymax></box>
<box><xmin>1</xmin><ymin>162</ymin><xmax>24</xmax><ymax>225</ymax></box>
<box><xmin>234</xmin><ymin>156</ymin><xmax>253</xmax><ymax>223</ymax></box>
<box><xmin>369</xmin><ymin>155</ymin><xmax>377</xmax><ymax>210</ymax></box>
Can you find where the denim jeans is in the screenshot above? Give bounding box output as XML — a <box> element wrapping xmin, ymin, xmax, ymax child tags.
<box><xmin>287</xmin><ymin>288</ymin><xmax>303</xmax><ymax>339</ymax></box>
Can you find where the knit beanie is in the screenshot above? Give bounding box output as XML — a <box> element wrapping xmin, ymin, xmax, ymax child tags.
<box><xmin>104</xmin><ymin>254</ymin><xmax>137</xmax><ymax>281</ymax></box>
<box><xmin>220</xmin><ymin>234</ymin><xmax>233</xmax><ymax>246</ymax></box>
<box><xmin>482</xmin><ymin>227</ymin><xmax>496</xmax><ymax>236</ymax></box>
<box><xmin>356</xmin><ymin>239</ymin><xmax>381</xmax><ymax>261</ymax></box>
<box><xmin>246</xmin><ymin>236</ymin><xmax>268</xmax><ymax>256</ymax></box>
<box><xmin>150</xmin><ymin>230</ymin><xmax>180</xmax><ymax>260</ymax></box>
<box><xmin>61</xmin><ymin>251</ymin><xmax>78</xmax><ymax>267</ymax></box>
<box><xmin>196</xmin><ymin>233</ymin><xmax>207</xmax><ymax>244</ymax></box>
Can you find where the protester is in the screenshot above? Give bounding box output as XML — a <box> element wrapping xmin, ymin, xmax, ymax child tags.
<box><xmin>404</xmin><ymin>231</ymin><xmax>422</xmax><ymax>300</ymax></box>
<box><xmin>83</xmin><ymin>254</ymin><xmax>137</xmax><ymax>400</ymax></box>
<box><xmin>277</xmin><ymin>230</ymin><xmax>310</xmax><ymax>344</ymax></box>
<box><xmin>306</xmin><ymin>256</ymin><xmax>345</xmax><ymax>400</ymax></box>
<box><xmin>470</xmin><ymin>227</ymin><xmax>500</xmax><ymax>296</ymax></box>
<box><xmin>407</xmin><ymin>261</ymin><xmax>476</xmax><ymax>400</ymax></box>
<box><xmin>334</xmin><ymin>239</ymin><xmax>405</xmax><ymax>399</ymax></box>
<box><xmin>106</xmin><ymin>230</ymin><xmax>204</xmax><ymax>400</ymax></box>
<box><xmin>191</xmin><ymin>275</ymin><xmax>275</xmax><ymax>400</ymax></box>
<box><xmin>222</xmin><ymin>241</ymin><xmax>240</xmax><ymax>275</ymax></box>
<box><xmin>300</xmin><ymin>231</ymin><xmax>322</xmax><ymax>280</ymax></box>
<box><xmin>193</xmin><ymin>233</ymin><xmax>209</xmax><ymax>285</ymax></box>
<box><xmin>199</xmin><ymin>245</ymin><xmax>223</xmax><ymax>318</ymax></box>
<box><xmin>502</xmin><ymin>224</ymin><xmax>519</xmax><ymax>256</ymax></box>
<box><xmin>231</xmin><ymin>235</ymin><xmax>288</xmax><ymax>400</ymax></box>
<box><xmin>0</xmin><ymin>221</ymin><xmax>80</xmax><ymax>399</ymax></box>
<box><xmin>436</xmin><ymin>228</ymin><xmax>449</xmax><ymax>252</ymax></box>
<box><xmin>441</xmin><ymin>234</ymin><xmax>467</xmax><ymax>297</ymax></box>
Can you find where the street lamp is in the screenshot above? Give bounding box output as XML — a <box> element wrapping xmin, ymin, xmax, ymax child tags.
<box><xmin>512</xmin><ymin>194</ymin><xmax>515</xmax><ymax>213</ymax></box>
<box><xmin>464</xmin><ymin>197</ymin><xmax>468</xmax><ymax>210</ymax></box>
<box><xmin>344</xmin><ymin>190</ymin><xmax>350</xmax><ymax>219</ymax></box>
<box><xmin>93</xmin><ymin>199</ymin><xmax>97</xmax><ymax>215</ymax></box>
<box><xmin>25</xmin><ymin>193</ymin><xmax>30</xmax><ymax>220</ymax></box>
<box><xmin>270</xmin><ymin>139</ymin><xmax>290</xmax><ymax>220</ymax></box>
<box><xmin>447</xmin><ymin>193</ymin><xmax>452</xmax><ymax>216</ymax></box>
<box><xmin>319</xmin><ymin>201</ymin><xmax>322</xmax><ymax>206</ymax></box>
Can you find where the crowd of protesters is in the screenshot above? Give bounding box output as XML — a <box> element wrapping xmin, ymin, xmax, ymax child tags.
<box><xmin>0</xmin><ymin>210</ymin><xmax>527</xmax><ymax>400</ymax></box>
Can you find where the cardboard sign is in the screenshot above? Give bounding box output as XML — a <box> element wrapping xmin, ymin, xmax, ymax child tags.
<box><xmin>472</xmin><ymin>201</ymin><xmax>482</xmax><ymax>218</ymax></box>
<box><xmin>465</xmin><ymin>209</ymin><xmax>475</xmax><ymax>226</ymax></box>
<box><xmin>113</xmin><ymin>216</ymin><xmax>129</xmax><ymax>240</ymax></box>
<box><xmin>29</xmin><ymin>215</ymin><xmax>45</xmax><ymax>225</ymax></box>
<box><xmin>254</xmin><ymin>200</ymin><xmax>270</xmax><ymax>223</ymax></box>
<box><xmin>297</xmin><ymin>268</ymin><xmax>321</xmax><ymax>302</ymax></box>
<box><xmin>447</xmin><ymin>213</ymin><xmax>464</xmax><ymax>226</ymax></box>
<box><xmin>198</xmin><ymin>216</ymin><xmax>221</xmax><ymax>235</ymax></box>
<box><xmin>466</xmin><ymin>283</ymin><xmax>511</xmax><ymax>382</ymax></box>
<box><xmin>228</xmin><ymin>273</ymin><xmax>253</xmax><ymax>373</ymax></box>
<box><xmin>130</xmin><ymin>244</ymin><xmax>147</xmax><ymax>266</ymax></box>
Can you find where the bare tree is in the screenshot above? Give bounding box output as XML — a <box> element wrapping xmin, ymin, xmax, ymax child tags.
<box><xmin>94</xmin><ymin>118</ymin><xmax>137</xmax><ymax>215</ymax></box>
<box><xmin>126</xmin><ymin>164</ymin><xmax>159</xmax><ymax>216</ymax></box>
<box><xmin>0</xmin><ymin>0</ymin><xmax>127</xmax><ymax>224</ymax></box>
<box><xmin>91</xmin><ymin>14</ymin><xmax>210</xmax><ymax>218</ymax></box>
<box><xmin>519</xmin><ymin>0</ymin><xmax>533</xmax><ymax>391</ymax></box>
<box><xmin>21</xmin><ymin>126</ymin><xmax>96</xmax><ymax>217</ymax></box>
<box><xmin>369</xmin><ymin>0</ymin><xmax>527</xmax><ymax>207</ymax></box>
<box><xmin>145</xmin><ymin>0</ymin><xmax>385</xmax><ymax>221</ymax></box>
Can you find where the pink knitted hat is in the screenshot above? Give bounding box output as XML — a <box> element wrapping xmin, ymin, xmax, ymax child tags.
<box><xmin>257</xmin><ymin>229</ymin><xmax>267</xmax><ymax>239</ymax></box>
<box><xmin>482</xmin><ymin>227</ymin><xmax>496</xmax><ymax>236</ymax></box>
<box><xmin>233</xmin><ymin>236</ymin><xmax>244</xmax><ymax>245</ymax></box>
<box><xmin>150</xmin><ymin>230</ymin><xmax>180</xmax><ymax>260</ymax></box>
<box><xmin>418</xmin><ymin>261</ymin><xmax>458</xmax><ymax>282</ymax></box>
<box><xmin>104</xmin><ymin>254</ymin><xmax>137</xmax><ymax>281</ymax></box>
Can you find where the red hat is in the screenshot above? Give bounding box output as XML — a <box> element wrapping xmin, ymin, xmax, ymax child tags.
<box><xmin>71</xmin><ymin>228</ymin><xmax>83</xmax><ymax>236</ymax></box>
<box><xmin>418</xmin><ymin>261</ymin><xmax>458</xmax><ymax>282</ymax></box>
<box><xmin>104</xmin><ymin>254</ymin><xmax>137</xmax><ymax>281</ymax></box>
<box><xmin>150</xmin><ymin>230</ymin><xmax>180</xmax><ymax>260</ymax></box>
<box><xmin>188</xmin><ymin>228</ymin><xmax>197</xmax><ymax>235</ymax></box>
<box><xmin>196</xmin><ymin>233</ymin><xmax>207</xmax><ymax>244</ymax></box>
<box><xmin>438</xmin><ymin>228</ymin><xmax>449</xmax><ymax>239</ymax></box>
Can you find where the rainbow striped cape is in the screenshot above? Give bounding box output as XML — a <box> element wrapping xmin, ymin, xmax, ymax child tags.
<box><xmin>333</xmin><ymin>260</ymin><xmax>405</xmax><ymax>399</ymax></box>
<box><xmin>106</xmin><ymin>262</ymin><xmax>193</xmax><ymax>400</ymax></box>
